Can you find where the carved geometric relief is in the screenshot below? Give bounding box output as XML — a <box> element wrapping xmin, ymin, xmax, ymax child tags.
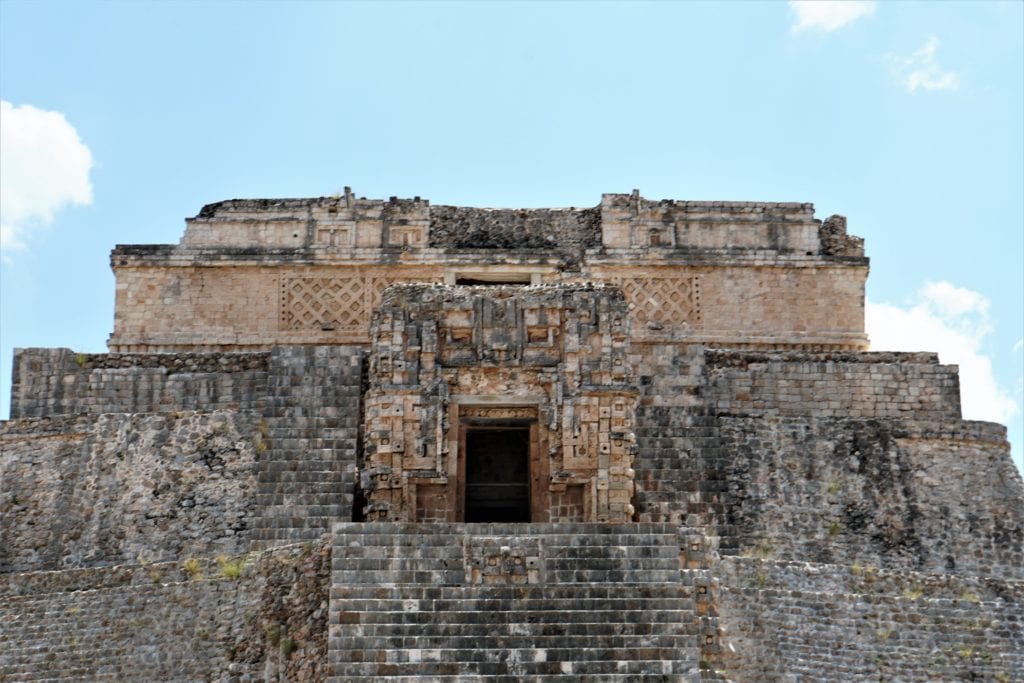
<box><xmin>614</xmin><ymin>275</ymin><xmax>702</xmax><ymax>331</ymax></box>
<box><xmin>280</xmin><ymin>276</ymin><xmax>366</xmax><ymax>331</ymax></box>
<box><xmin>388</xmin><ymin>225</ymin><xmax>426</xmax><ymax>248</ymax></box>
<box><xmin>460</xmin><ymin>406</ymin><xmax>538</xmax><ymax>421</ymax></box>
<box><xmin>281</xmin><ymin>271</ymin><xmax>440</xmax><ymax>334</ymax></box>
<box><xmin>370</xmin><ymin>274</ymin><xmax>425</xmax><ymax>308</ymax></box>
<box><xmin>315</xmin><ymin>223</ymin><xmax>355</xmax><ymax>248</ymax></box>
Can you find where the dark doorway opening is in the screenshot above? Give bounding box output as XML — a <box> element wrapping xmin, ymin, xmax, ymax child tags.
<box><xmin>464</xmin><ymin>428</ymin><xmax>530</xmax><ymax>522</ymax></box>
<box><xmin>455</xmin><ymin>277</ymin><xmax>531</xmax><ymax>286</ymax></box>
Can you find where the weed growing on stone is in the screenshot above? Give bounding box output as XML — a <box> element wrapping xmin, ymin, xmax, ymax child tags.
<box><xmin>280</xmin><ymin>636</ymin><xmax>297</xmax><ymax>658</ymax></box>
<box><xmin>901</xmin><ymin>586</ymin><xmax>924</xmax><ymax>601</ymax></box>
<box><xmin>75</xmin><ymin>353</ymin><xmax>87</xmax><ymax>367</ymax></box>
<box><xmin>217</xmin><ymin>554</ymin><xmax>246</xmax><ymax>580</ymax></box>
<box><xmin>827</xmin><ymin>479</ymin><xmax>842</xmax><ymax>495</ymax></box>
<box><xmin>958</xmin><ymin>590</ymin><xmax>981</xmax><ymax>604</ymax></box>
<box><xmin>183</xmin><ymin>557</ymin><xmax>203</xmax><ymax>580</ymax></box>
<box><xmin>827</xmin><ymin>519</ymin><xmax>843</xmax><ymax>536</ymax></box>
<box><xmin>875</xmin><ymin>627</ymin><xmax>893</xmax><ymax>641</ymax></box>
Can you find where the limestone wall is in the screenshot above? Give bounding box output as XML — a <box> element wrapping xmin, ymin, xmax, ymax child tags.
<box><xmin>0</xmin><ymin>542</ymin><xmax>330</xmax><ymax>683</ymax></box>
<box><xmin>586</xmin><ymin>264</ymin><xmax>867</xmax><ymax>347</ymax></box>
<box><xmin>714</xmin><ymin>557</ymin><xmax>1024</xmax><ymax>682</ymax></box>
<box><xmin>10</xmin><ymin>348</ymin><xmax>270</xmax><ymax>418</ymax></box>
<box><xmin>0</xmin><ymin>410</ymin><xmax>261</xmax><ymax>572</ymax></box>
<box><xmin>703</xmin><ymin>350</ymin><xmax>961</xmax><ymax>419</ymax></box>
<box><xmin>106</xmin><ymin>191</ymin><xmax>869</xmax><ymax>352</ymax></box>
<box><xmin>182</xmin><ymin>191</ymin><xmax>849</xmax><ymax>255</ymax></box>
<box><xmin>108</xmin><ymin>261</ymin><xmax>868</xmax><ymax>351</ymax></box>
<box><xmin>716</xmin><ymin>416</ymin><xmax>1023</xmax><ymax>579</ymax></box>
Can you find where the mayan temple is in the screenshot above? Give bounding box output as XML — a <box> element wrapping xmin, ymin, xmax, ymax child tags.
<box><xmin>1</xmin><ymin>189</ymin><xmax>1021</xmax><ymax>682</ymax></box>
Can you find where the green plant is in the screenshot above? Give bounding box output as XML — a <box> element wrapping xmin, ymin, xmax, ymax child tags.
<box><xmin>264</xmin><ymin>623</ymin><xmax>282</xmax><ymax>647</ymax></box>
<box><xmin>901</xmin><ymin>586</ymin><xmax>924</xmax><ymax>601</ymax></box>
<box><xmin>995</xmin><ymin>671</ymin><xmax>1011</xmax><ymax>682</ymax></box>
<box><xmin>217</xmin><ymin>554</ymin><xmax>246</xmax><ymax>580</ymax></box>
<box><xmin>957</xmin><ymin>646</ymin><xmax>974</xmax><ymax>660</ymax></box>
<box><xmin>280</xmin><ymin>636</ymin><xmax>297</xmax><ymax>658</ymax></box>
<box><xmin>74</xmin><ymin>353</ymin><xmax>87</xmax><ymax>367</ymax></box>
<box><xmin>147</xmin><ymin>567</ymin><xmax>163</xmax><ymax>584</ymax></box>
<box><xmin>183</xmin><ymin>558</ymin><xmax>203</xmax><ymax>580</ymax></box>
<box><xmin>875</xmin><ymin>627</ymin><xmax>892</xmax><ymax>641</ymax></box>
<box><xmin>827</xmin><ymin>479</ymin><xmax>842</xmax><ymax>495</ymax></box>
<box><xmin>827</xmin><ymin>519</ymin><xmax>843</xmax><ymax>536</ymax></box>
<box><xmin>958</xmin><ymin>590</ymin><xmax>981</xmax><ymax>604</ymax></box>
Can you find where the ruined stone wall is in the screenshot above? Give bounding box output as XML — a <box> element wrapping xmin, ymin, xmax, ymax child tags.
<box><xmin>107</xmin><ymin>190</ymin><xmax>869</xmax><ymax>352</ymax></box>
<box><xmin>716</xmin><ymin>417</ymin><xmax>1022</xmax><ymax>579</ymax></box>
<box><xmin>10</xmin><ymin>348</ymin><xmax>270</xmax><ymax>418</ymax></box>
<box><xmin>0</xmin><ymin>542</ymin><xmax>330</xmax><ymax>683</ymax></box>
<box><xmin>598</xmin><ymin>193</ymin><xmax>847</xmax><ymax>254</ymax></box>
<box><xmin>703</xmin><ymin>350</ymin><xmax>961</xmax><ymax>419</ymax></box>
<box><xmin>713</xmin><ymin>557</ymin><xmax>1024</xmax><ymax>682</ymax></box>
<box><xmin>0</xmin><ymin>410</ymin><xmax>261</xmax><ymax>572</ymax></box>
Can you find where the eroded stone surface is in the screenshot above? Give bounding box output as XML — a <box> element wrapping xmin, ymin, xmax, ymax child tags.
<box><xmin>2</xmin><ymin>189</ymin><xmax>1022</xmax><ymax>682</ymax></box>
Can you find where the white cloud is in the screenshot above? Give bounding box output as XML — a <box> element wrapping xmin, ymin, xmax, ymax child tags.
<box><xmin>867</xmin><ymin>281</ymin><xmax>1018</xmax><ymax>425</ymax></box>
<box><xmin>790</xmin><ymin>0</ymin><xmax>875</xmax><ymax>33</ymax></box>
<box><xmin>0</xmin><ymin>101</ymin><xmax>94</xmax><ymax>251</ymax></box>
<box><xmin>887</xmin><ymin>37</ymin><xmax>960</xmax><ymax>93</ymax></box>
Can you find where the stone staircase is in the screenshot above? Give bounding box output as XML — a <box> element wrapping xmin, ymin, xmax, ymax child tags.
<box><xmin>250</xmin><ymin>346</ymin><xmax>363</xmax><ymax>548</ymax></box>
<box><xmin>328</xmin><ymin>522</ymin><xmax>701</xmax><ymax>681</ymax></box>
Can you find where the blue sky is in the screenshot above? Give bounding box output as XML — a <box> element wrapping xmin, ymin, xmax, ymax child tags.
<box><xmin>1</xmin><ymin>1</ymin><xmax>1022</xmax><ymax>471</ymax></box>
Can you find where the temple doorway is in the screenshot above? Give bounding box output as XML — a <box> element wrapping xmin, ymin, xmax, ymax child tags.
<box><xmin>463</xmin><ymin>427</ymin><xmax>531</xmax><ymax>522</ymax></box>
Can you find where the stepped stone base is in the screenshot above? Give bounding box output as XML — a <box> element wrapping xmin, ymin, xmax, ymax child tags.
<box><xmin>328</xmin><ymin>522</ymin><xmax>703</xmax><ymax>681</ymax></box>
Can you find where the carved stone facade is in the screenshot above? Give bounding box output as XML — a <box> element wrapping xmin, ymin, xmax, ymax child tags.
<box><xmin>108</xmin><ymin>190</ymin><xmax>867</xmax><ymax>352</ymax></box>
<box><xmin>361</xmin><ymin>284</ymin><xmax>638</xmax><ymax>524</ymax></box>
<box><xmin>4</xmin><ymin>189</ymin><xmax>1022</xmax><ymax>682</ymax></box>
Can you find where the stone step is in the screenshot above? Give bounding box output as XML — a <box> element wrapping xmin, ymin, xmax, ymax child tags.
<box><xmin>328</xmin><ymin>645</ymin><xmax>693</xmax><ymax>664</ymax></box>
<box><xmin>331</xmin><ymin>570</ymin><xmax>684</xmax><ymax>585</ymax></box>
<box><xmin>330</xmin><ymin>659</ymin><xmax>694</xmax><ymax>677</ymax></box>
<box><xmin>339</xmin><ymin>608</ymin><xmax>686</xmax><ymax>626</ymax></box>
<box><xmin>332</xmin><ymin>596</ymin><xmax>691</xmax><ymax>611</ymax></box>
<box><xmin>336</xmin><ymin>528</ymin><xmax>679</xmax><ymax>540</ymax></box>
<box><xmin>329</xmin><ymin>676</ymin><xmax>696</xmax><ymax>683</ymax></box>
